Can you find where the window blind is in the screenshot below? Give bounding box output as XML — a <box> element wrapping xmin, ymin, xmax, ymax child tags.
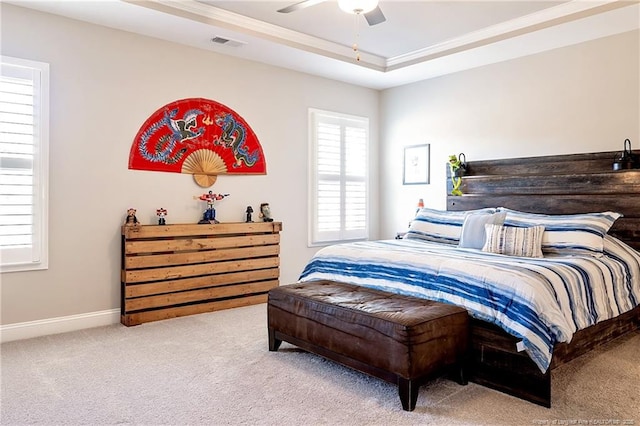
<box><xmin>309</xmin><ymin>109</ymin><xmax>368</xmax><ymax>245</ymax></box>
<box><xmin>0</xmin><ymin>57</ymin><xmax>49</xmax><ymax>272</ymax></box>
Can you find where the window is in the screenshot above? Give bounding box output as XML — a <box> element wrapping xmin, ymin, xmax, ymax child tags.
<box><xmin>0</xmin><ymin>56</ymin><xmax>49</xmax><ymax>273</ymax></box>
<box><xmin>309</xmin><ymin>109</ymin><xmax>368</xmax><ymax>246</ymax></box>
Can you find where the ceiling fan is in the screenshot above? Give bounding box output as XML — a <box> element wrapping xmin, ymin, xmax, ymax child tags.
<box><xmin>277</xmin><ymin>0</ymin><xmax>387</xmax><ymax>26</ymax></box>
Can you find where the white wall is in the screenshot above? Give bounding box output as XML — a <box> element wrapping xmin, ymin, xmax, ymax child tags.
<box><xmin>0</xmin><ymin>4</ymin><xmax>379</xmax><ymax>326</ymax></box>
<box><xmin>379</xmin><ymin>29</ymin><xmax>640</xmax><ymax>238</ymax></box>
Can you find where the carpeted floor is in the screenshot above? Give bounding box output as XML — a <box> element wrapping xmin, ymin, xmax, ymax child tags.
<box><xmin>1</xmin><ymin>303</ymin><xmax>638</xmax><ymax>425</ymax></box>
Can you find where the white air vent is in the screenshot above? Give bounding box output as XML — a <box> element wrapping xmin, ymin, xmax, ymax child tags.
<box><xmin>210</xmin><ymin>36</ymin><xmax>246</xmax><ymax>48</ymax></box>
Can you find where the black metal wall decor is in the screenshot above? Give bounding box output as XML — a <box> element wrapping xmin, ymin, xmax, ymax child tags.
<box><xmin>612</xmin><ymin>139</ymin><xmax>640</xmax><ymax>170</ymax></box>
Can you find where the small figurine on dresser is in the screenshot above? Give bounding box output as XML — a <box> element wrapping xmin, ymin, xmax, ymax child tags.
<box><xmin>245</xmin><ymin>206</ymin><xmax>254</xmax><ymax>223</ymax></box>
<box><xmin>195</xmin><ymin>191</ymin><xmax>230</xmax><ymax>224</ymax></box>
<box><xmin>156</xmin><ymin>208</ymin><xmax>167</xmax><ymax>225</ymax></box>
<box><xmin>259</xmin><ymin>203</ymin><xmax>274</xmax><ymax>222</ymax></box>
<box><xmin>124</xmin><ymin>208</ymin><xmax>140</xmax><ymax>227</ymax></box>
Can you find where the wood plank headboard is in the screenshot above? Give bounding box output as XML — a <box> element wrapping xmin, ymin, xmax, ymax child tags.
<box><xmin>446</xmin><ymin>150</ymin><xmax>640</xmax><ymax>250</ymax></box>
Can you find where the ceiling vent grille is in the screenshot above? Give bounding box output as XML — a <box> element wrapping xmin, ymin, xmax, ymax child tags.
<box><xmin>210</xmin><ymin>36</ymin><xmax>246</xmax><ymax>48</ymax></box>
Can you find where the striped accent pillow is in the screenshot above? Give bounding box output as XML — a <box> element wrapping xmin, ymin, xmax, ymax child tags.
<box><xmin>404</xmin><ymin>207</ymin><xmax>495</xmax><ymax>245</ymax></box>
<box><xmin>497</xmin><ymin>208</ymin><xmax>622</xmax><ymax>256</ymax></box>
<box><xmin>482</xmin><ymin>224</ymin><xmax>545</xmax><ymax>258</ymax></box>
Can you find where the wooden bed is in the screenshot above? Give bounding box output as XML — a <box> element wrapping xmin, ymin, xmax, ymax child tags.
<box><xmin>446</xmin><ymin>149</ymin><xmax>640</xmax><ymax>406</ymax></box>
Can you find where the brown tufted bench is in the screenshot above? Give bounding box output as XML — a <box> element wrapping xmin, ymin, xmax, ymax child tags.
<box><xmin>267</xmin><ymin>280</ymin><xmax>469</xmax><ymax>411</ymax></box>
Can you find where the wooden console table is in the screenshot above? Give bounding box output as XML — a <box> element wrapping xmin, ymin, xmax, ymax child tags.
<box><xmin>121</xmin><ymin>222</ymin><xmax>282</xmax><ymax>326</ymax></box>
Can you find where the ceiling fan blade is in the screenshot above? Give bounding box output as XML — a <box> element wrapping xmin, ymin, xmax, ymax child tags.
<box><xmin>277</xmin><ymin>0</ymin><xmax>327</xmax><ymax>13</ymax></box>
<box><xmin>364</xmin><ymin>6</ymin><xmax>386</xmax><ymax>26</ymax></box>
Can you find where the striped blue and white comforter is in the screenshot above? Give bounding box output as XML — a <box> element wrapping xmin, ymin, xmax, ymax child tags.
<box><xmin>298</xmin><ymin>236</ymin><xmax>640</xmax><ymax>373</ymax></box>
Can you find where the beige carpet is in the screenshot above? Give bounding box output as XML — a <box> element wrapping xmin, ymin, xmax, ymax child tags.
<box><xmin>1</xmin><ymin>303</ymin><xmax>638</xmax><ymax>425</ymax></box>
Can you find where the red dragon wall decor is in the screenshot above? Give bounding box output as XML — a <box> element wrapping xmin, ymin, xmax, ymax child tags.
<box><xmin>128</xmin><ymin>98</ymin><xmax>266</xmax><ymax>187</ymax></box>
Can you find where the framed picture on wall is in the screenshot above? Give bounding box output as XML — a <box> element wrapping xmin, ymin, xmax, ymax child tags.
<box><xmin>403</xmin><ymin>144</ymin><xmax>430</xmax><ymax>185</ymax></box>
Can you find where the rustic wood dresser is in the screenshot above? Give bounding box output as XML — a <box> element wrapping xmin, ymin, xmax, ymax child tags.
<box><xmin>121</xmin><ymin>222</ymin><xmax>282</xmax><ymax>326</ymax></box>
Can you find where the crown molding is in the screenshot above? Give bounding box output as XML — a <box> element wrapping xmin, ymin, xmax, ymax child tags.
<box><xmin>386</xmin><ymin>0</ymin><xmax>636</xmax><ymax>70</ymax></box>
<box><xmin>131</xmin><ymin>0</ymin><xmax>637</xmax><ymax>74</ymax></box>
<box><xmin>136</xmin><ymin>0</ymin><xmax>387</xmax><ymax>70</ymax></box>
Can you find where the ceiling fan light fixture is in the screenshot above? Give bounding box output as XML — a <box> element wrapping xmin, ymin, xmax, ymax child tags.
<box><xmin>338</xmin><ymin>0</ymin><xmax>378</xmax><ymax>14</ymax></box>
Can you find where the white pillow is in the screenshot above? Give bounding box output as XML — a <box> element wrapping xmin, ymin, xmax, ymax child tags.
<box><xmin>459</xmin><ymin>212</ymin><xmax>507</xmax><ymax>249</ymax></box>
<box><xmin>482</xmin><ymin>224</ymin><xmax>545</xmax><ymax>258</ymax></box>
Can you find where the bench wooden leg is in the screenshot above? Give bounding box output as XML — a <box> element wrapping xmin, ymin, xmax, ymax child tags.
<box><xmin>398</xmin><ymin>377</ymin><xmax>419</xmax><ymax>411</ymax></box>
<box><xmin>268</xmin><ymin>327</ymin><xmax>282</xmax><ymax>351</ymax></box>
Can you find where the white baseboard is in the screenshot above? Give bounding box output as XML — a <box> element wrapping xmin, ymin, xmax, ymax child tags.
<box><xmin>0</xmin><ymin>309</ymin><xmax>121</xmax><ymax>343</ymax></box>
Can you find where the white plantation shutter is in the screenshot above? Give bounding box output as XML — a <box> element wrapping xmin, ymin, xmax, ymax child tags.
<box><xmin>309</xmin><ymin>109</ymin><xmax>368</xmax><ymax>245</ymax></box>
<box><xmin>0</xmin><ymin>56</ymin><xmax>49</xmax><ymax>272</ymax></box>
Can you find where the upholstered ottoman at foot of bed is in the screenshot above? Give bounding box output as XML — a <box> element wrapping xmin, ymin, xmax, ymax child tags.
<box><xmin>267</xmin><ymin>280</ymin><xmax>470</xmax><ymax>411</ymax></box>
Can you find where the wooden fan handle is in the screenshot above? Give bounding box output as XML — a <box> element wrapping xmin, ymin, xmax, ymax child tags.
<box><xmin>193</xmin><ymin>174</ymin><xmax>217</xmax><ymax>188</ymax></box>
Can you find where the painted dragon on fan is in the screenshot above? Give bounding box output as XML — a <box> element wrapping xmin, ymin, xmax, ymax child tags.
<box><xmin>137</xmin><ymin>107</ymin><xmax>205</xmax><ymax>164</ymax></box>
<box><xmin>214</xmin><ymin>112</ymin><xmax>260</xmax><ymax>168</ymax></box>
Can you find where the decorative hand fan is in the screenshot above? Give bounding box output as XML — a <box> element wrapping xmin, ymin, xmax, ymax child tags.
<box><xmin>129</xmin><ymin>98</ymin><xmax>266</xmax><ymax>187</ymax></box>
